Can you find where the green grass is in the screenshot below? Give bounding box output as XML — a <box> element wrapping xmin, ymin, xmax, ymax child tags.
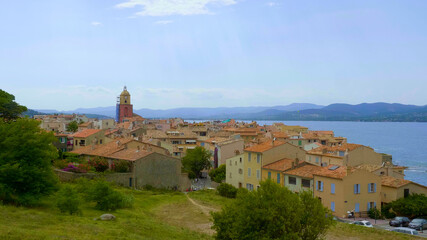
<box><xmin>0</xmin><ymin>185</ymin><xmax>422</xmax><ymax>240</ymax></box>
<box><xmin>0</xmin><ymin>186</ymin><xmax>211</xmax><ymax>240</ymax></box>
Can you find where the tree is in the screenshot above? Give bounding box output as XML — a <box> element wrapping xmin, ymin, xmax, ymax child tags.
<box><xmin>0</xmin><ymin>118</ymin><xmax>58</xmax><ymax>205</ymax></box>
<box><xmin>182</xmin><ymin>146</ymin><xmax>212</xmax><ymax>178</ymax></box>
<box><xmin>212</xmin><ymin>180</ymin><xmax>334</xmax><ymax>240</ymax></box>
<box><xmin>390</xmin><ymin>193</ymin><xmax>427</xmax><ymax>218</ymax></box>
<box><xmin>56</xmin><ymin>184</ymin><xmax>81</xmax><ymax>215</ymax></box>
<box><xmin>0</xmin><ymin>89</ymin><xmax>27</xmax><ymax>121</ymax></box>
<box><xmin>66</xmin><ymin>120</ymin><xmax>79</xmax><ymax>133</ymax></box>
<box><xmin>209</xmin><ymin>164</ymin><xmax>226</xmax><ymax>183</ymax></box>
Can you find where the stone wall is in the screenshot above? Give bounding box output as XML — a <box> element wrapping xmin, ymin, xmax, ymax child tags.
<box><xmin>54</xmin><ymin>169</ymin><xmax>133</xmax><ymax>187</ymax></box>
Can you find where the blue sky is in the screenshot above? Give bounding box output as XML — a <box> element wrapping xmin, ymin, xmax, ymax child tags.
<box><xmin>1</xmin><ymin>0</ymin><xmax>427</xmax><ymax>110</ymax></box>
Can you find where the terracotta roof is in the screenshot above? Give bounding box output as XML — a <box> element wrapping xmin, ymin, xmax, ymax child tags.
<box><xmin>244</xmin><ymin>140</ymin><xmax>286</xmax><ymax>153</ymax></box>
<box><xmin>355</xmin><ymin>164</ymin><xmax>383</xmax><ymax>172</ymax></box>
<box><xmin>71</xmin><ymin>138</ymin><xmax>133</xmax><ymax>156</ymax></box>
<box><xmin>71</xmin><ymin>129</ymin><xmax>102</xmax><ymax>138</ymax></box>
<box><xmin>108</xmin><ymin>148</ymin><xmax>153</xmax><ymax>161</ymax></box>
<box><xmin>381</xmin><ymin>176</ymin><xmax>411</xmax><ymax>188</ymax></box>
<box><xmin>313</xmin><ymin>165</ymin><xmax>355</xmax><ymax>179</ymax></box>
<box><xmin>328</xmin><ymin>143</ymin><xmax>363</xmax><ymax>152</ymax></box>
<box><xmin>284</xmin><ymin>164</ymin><xmax>323</xmax><ymax>179</ymax></box>
<box><xmin>272</xmin><ymin>132</ymin><xmax>288</xmax><ymax>138</ymax></box>
<box><xmin>262</xmin><ymin>158</ymin><xmax>301</xmax><ymax>172</ymax></box>
<box><xmin>78</xmin><ymin>122</ymin><xmax>91</xmax><ymax>127</ymax></box>
<box><xmin>309</xmin><ymin>130</ymin><xmax>334</xmax><ymax>136</ymax></box>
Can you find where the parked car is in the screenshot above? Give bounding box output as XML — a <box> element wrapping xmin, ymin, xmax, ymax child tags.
<box><xmin>409</xmin><ymin>218</ymin><xmax>427</xmax><ymax>230</ymax></box>
<box><xmin>352</xmin><ymin>220</ymin><xmax>373</xmax><ymax>228</ymax></box>
<box><xmin>391</xmin><ymin>227</ymin><xmax>419</xmax><ymax>235</ymax></box>
<box><xmin>389</xmin><ymin>217</ymin><xmax>410</xmax><ymax>227</ymax></box>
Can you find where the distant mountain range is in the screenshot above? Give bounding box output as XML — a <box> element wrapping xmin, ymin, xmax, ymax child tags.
<box><xmin>30</xmin><ymin>102</ymin><xmax>427</xmax><ymax>122</ymax></box>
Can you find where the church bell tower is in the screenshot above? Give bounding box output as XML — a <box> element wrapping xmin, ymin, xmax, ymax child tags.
<box><xmin>116</xmin><ymin>86</ymin><xmax>133</xmax><ymax>123</ymax></box>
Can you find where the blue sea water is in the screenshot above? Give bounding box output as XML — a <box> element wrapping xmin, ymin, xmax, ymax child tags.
<box><xmin>256</xmin><ymin>121</ymin><xmax>427</xmax><ymax>186</ymax></box>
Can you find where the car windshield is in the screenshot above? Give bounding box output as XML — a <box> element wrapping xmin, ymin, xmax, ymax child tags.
<box><xmin>365</xmin><ymin>222</ymin><xmax>372</xmax><ymax>225</ymax></box>
<box><xmin>411</xmin><ymin>219</ymin><xmax>423</xmax><ymax>223</ymax></box>
<box><xmin>395</xmin><ymin>217</ymin><xmax>403</xmax><ymax>220</ymax></box>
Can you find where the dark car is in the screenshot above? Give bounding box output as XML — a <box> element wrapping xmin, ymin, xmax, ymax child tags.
<box><xmin>390</xmin><ymin>217</ymin><xmax>410</xmax><ymax>227</ymax></box>
<box><xmin>409</xmin><ymin>218</ymin><xmax>427</xmax><ymax>230</ymax></box>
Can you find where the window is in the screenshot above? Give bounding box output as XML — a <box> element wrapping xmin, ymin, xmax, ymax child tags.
<box><xmin>248</xmin><ymin>168</ymin><xmax>251</xmax><ymax>177</ymax></box>
<box><xmin>331</xmin><ymin>202</ymin><xmax>335</xmax><ymax>212</ymax></box>
<box><xmin>331</xmin><ymin>183</ymin><xmax>335</xmax><ymax>194</ymax></box>
<box><xmin>235</xmin><ymin>161</ymin><xmax>237</xmax><ymax>166</ymax></box>
<box><xmin>277</xmin><ymin>173</ymin><xmax>280</xmax><ymax>184</ymax></box>
<box><xmin>268</xmin><ymin>172</ymin><xmax>271</xmax><ymax>179</ymax></box>
<box><xmin>256</xmin><ymin>170</ymin><xmax>260</xmax><ymax>180</ymax></box>
<box><xmin>201</xmin><ymin>142</ymin><xmax>205</xmax><ymax>147</ymax></box>
<box><xmin>238</xmin><ymin>168</ymin><xmax>243</xmax><ymax>174</ymax></box>
<box><xmin>229</xmin><ymin>173</ymin><xmax>232</xmax><ymax>178</ymax></box>
<box><xmin>367</xmin><ymin>202</ymin><xmax>376</xmax><ymax>210</ymax></box>
<box><xmin>404</xmin><ymin>188</ymin><xmax>410</xmax><ymax>198</ymax></box>
<box><xmin>302</xmin><ymin>179</ymin><xmax>310</xmax><ymax>188</ymax></box>
<box><xmin>230</xmin><ymin>160</ymin><xmax>232</xmax><ymax>166</ymax></box>
<box><xmin>339</xmin><ymin>151</ymin><xmax>345</xmax><ymax>157</ymax></box>
<box><xmin>129</xmin><ymin>178</ymin><xmax>132</xmax><ymax>187</ymax></box>
<box><xmin>309</xmin><ymin>156</ymin><xmax>312</xmax><ymax>162</ymax></box>
<box><xmin>246</xmin><ymin>183</ymin><xmax>254</xmax><ymax>191</ymax></box>
<box><xmin>355</xmin><ymin>203</ymin><xmax>360</xmax><ymax>212</ymax></box>
<box><xmin>100</xmin><ymin>139</ymin><xmax>103</xmax><ymax>144</ymax></box>
<box><xmin>172</xmin><ymin>140</ymin><xmax>180</xmax><ymax>144</ymax></box>
<box><xmin>354</xmin><ymin>184</ymin><xmax>360</xmax><ymax>194</ymax></box>
<box><xmin>257</xmin><ymin>154</ymin><xmax>261</xmax><ymax>163</ymax></box>
<box><xmin>240</xmin><ymin>157</ymin><xmax>242</xmax><ymax>163</ymax></box>
<box><xmin>316</xmin><ymin>181</ymin><xmax>324</xmax><ymax>191</ymax></box>
<box><xmin>298</xmin><ymin>140</ymin><xmax>302</xmax><ymax>146</ymax></box>
<box><xmin>248</xmin><ymin>153</ymin><xmax>251</xmax><ymax>162</ymax></box>
<box><xmin>289</xmin><ymin>177</ymin><xmax>296</xmax><ymax>185</ymax></box>
<box><xmin>315</xmin><ymin>157</ymin><xmax>319</xmax><ymax>163</ymax></box>
<box><xmin>368</xmin><ymin>183</ymin><xmax>376</xmax><ymax>193</ymax></box>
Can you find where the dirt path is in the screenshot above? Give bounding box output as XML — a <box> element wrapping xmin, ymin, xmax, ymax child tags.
<box><xmin>185</xmin><ymin>194</ymin><xmax>218</xmax><ymax>216</ymax></box>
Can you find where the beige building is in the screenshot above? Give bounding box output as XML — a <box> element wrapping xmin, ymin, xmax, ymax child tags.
<box><xmin>225</xmin><ymin>154</ymin><xmax>245</xmax><ymax>188</ymax></box>
<box><xmin>71</xmin><ymin>129</ymin><xmax>106</xmax><ymax>150</ymax></box>
<box><xmin>313</xmin><ymin>167</ymin><xmax>381</xmax><ymax>218</ymax></box>
<box><xmin>381</xmin><ymin>176</ymin><xmax>427</xmax><ymax>204</ymax></box>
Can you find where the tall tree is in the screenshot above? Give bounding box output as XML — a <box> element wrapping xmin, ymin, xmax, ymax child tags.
<box><xmin>66</xmin><ymin>120</ymin><xmax>79</xmax><ymax>133</ymax></box>
<box><xmin>0</xmin><ymin>118</ymin><xmax>58</xmax><ymax>205</ymax></box>
<box><xmin>212</xmin><ymin>180</ymin><xmax>334</xmax><ymax>240</ymax></box>
<box><xmin>0</xmin><ymin>89</ymin><xmax>27</xmax><ymax>121</ymax></box>
<box><xmin>182</xmin><ymin>146</ymin><xmax>212</xmax><ymax>178</ymax></box>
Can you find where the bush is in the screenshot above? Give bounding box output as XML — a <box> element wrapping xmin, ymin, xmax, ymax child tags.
<box><xmin>54</xmin><ymin>159</ymin><xmax>70</xmax><ymax>169</ymax></box>
<box><xmin>217</xmin><ymin>183</ymin><xmax>237</xmax><ymax>198</ymax></box>
<box><xmin>62</xmin><ymin>164</ymin><xmax>87</xmax><ymax>173</ymax></box>
<box><xmin>56</xmin><ymin>185</ymin><xmax>81</xmax><ymax>215</ymax></box>
<box><xmin>111</xmin><ymin>160</ymin><xmax>130</xmax><ymax>173</ymax></box>
<box><xmin>390</xmin><ymin>193</ymin><xmax>427</xmax><ymax>218</ymax></box>
<box><xmin>86</xmin><ymin>179</ymin><xmax>133</xmax><ymax>211</ymax></box>
<box><xmin>88</xmin><ymin>157</ymin><xmax>109</xmax><ymax>172</ymax></box>
<box><xmin>187</xmin><ymin>171</ymin><xmax>196</xmax><ymax>179</ymax></box>
<box><xmin>77</xmin><ymin>163</ymin><xmax>93</xmax><ymax>173</ymax></box>
<box><xmin>63</xmin><ymin>152</ymin><xmax>82</xmax><ymax>163</ymax></box>
<box><xmin>209</xmin><ymin>164</ymin><xmax>226</xmax><ymax>183</ymax></box>
<box><xmin>368</xmin><ymin>207</ymin><xmax>382</xmax><ymax>219</ymax></box>
<box><xmin>381</xmin><ymin>203</ymin><xmax>396</xmax><ymax>219</ymax></box>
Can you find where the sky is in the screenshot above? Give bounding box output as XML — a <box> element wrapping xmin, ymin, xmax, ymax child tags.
<box><xmin>1</xmin><ymin>0</ymin><xmax>427</xmax><ymax>111</ymax></box>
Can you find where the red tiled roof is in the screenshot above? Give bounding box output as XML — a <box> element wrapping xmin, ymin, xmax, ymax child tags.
<box><xmin>284</xmin><ymin>164</ymin><xmax>323</xmax><ymax>179</ymax></box>
<box><xmin>313</xmin><ymin>165</ymin><xmax>355</xmax><ymax>179</ymax></box>
<box><xmin>381</xmin><ymin>176</ymin><xmax>411</xmax><ymax>188</ymax></box>
<box><xmin>244</xmin><ymin>140</ymin><xmax>286</xmax><ymax>153</ymax></box>
<box><xmin>262</xmin><ymin>158</ymin><xmax>301</xmax><ymax>172</ymax></box>
<box><xmin>71</xmin><ymin>129</ymin><xmax>102</xmax><ymax>138</ymax></box>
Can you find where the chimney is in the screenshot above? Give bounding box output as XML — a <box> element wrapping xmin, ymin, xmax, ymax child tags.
<box><xmin>295</xmin><ymin>158</ymin><xmax>299</xmax><ymax>166</ymax></box>
<box><xmin>291</xmin><ymin>162</ymin><xmax>295</xmax><ymax>169</ymax></box>
<box><xmin>346</xmin><ymin>166</ymin><xmax>352</xmax><ymax>175</ymax></box>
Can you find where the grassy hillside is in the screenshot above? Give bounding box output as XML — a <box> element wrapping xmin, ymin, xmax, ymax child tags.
<box><xmin>0</xmin><ymin>187</ymin><xmax>422</xmax><ymax>240</ymax></box>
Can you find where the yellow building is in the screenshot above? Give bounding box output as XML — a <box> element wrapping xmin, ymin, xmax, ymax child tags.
<box><xmin>225</xmin><ymin>154</ymin><xmax>245</xmax><ymax>189</ymax></box>
<box><xmin>262</xmin><ymin>158</ymin><xmax>300</xmax><ymax>187</ymax></box>
<box><xmin>71</xmin><ymin>129</ymin><xmax>106</xmax><ymax>150</ymax></box>
<box><xmin>243</xmin><ymin>141</ymin><xmax>306</xmax><ymax>190</ymax></box>
<box><xmin>381</xmin><ymin>176</ymin><xmax>427</xmax><ymax>203</ymax></box>
<box><xmin>283</xmin><ymin>163</ymin><xmax>322</xmax><ymax>193</ymax></box>
<box><xmin>313</xmin><ymin>167</ymin><xmax>381</xmax><ymax>218</ymax></box>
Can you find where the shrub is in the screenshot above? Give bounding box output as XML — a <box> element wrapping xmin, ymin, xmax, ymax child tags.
<box><xmin>87</xmin><ymin>179</ymin><xmax>133</xmax><ymax>211</ymax></box>
<box><xmin>77</xmin><ymin>163</ymin><xmax>93</xmax><ymax>173</ymax></box>
<box><xmin>368</xmin><ymin>207</ymin><xmax>382</xmax><ymax>219</ymax></box>
<box><xmin>88</xmin><ymin>157</ymin><xmax>109</xmax><ymax>172</ymax></box>
<box><xmin>381</xmin><ymin>203</ymin><xmax>396</xmax><ymax>219</ymax></box>
<box><xmin>54</xmin><ymin>159</ymin><xmax>70</xmax><ymax>169</ymax></box>
<box><xmin>209</xmin><ymin>164</ymin><xmax>226</xmax><ymax>183</ymax></box>
<box><xmin>111</xmin><ymin>160</ymin><xmax>130</xmax><ymax>173</ymax></box>
<box><xmin>56</xmin><ymin>185</ymin><xmax>81</xmax><ymax>215</ymax></box>
<box><xmin>390</xmin><ymin>193</ymin><xmax>427</xmax><ymax>218</ymax></box>
<box><xmin>217</xmin><ymin>183</ymin><xmax>237</xmax><ymax>198</ymax></box>
<box><xmin>187</xmin><ymin>171</ymin><xmax>196</xmax><ymax>179</ymax></box>
<box><xmin>62</xmin><ymin>164</ymin><xmax>86</xmax><ymax>173</ymax></box>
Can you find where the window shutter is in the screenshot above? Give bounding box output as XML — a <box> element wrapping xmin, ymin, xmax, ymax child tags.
<box><xmin>316</xmin><ymin>181</ymin><xmax>319</xmax><ymax>190</ymax></box>
<box><xmin>268</xmin><ymin>172</ymin><xmax>271</xmax><ymax>179</ymax></box>
<box><xmin>331</xmin><ymin>202</ymin><xmax>335</xmax><ymax>212</ymax></box>
<box><xmin>367</xmin><ymin>202</ymin><xmax>370</xmax><ymax>211</ymax></box>
<box><xmin>331</xmin><ymin>183</ymin><xmax>335</xmax><ymax>194</ymax></box>
<box><xmin>321</xmin><ymin>182</ymin><xmax>324</xmax><ymax>191</ymax></box>
<box><xmin>374</xmin><ymin>202</ymin><xmax>377</xmax><ymax>209</ymax></box>
<box><xmin>354</xmin><ymin>184</ymin><xmax>357</xmax><ymax>194</ymax></box>
<box><xmin>355</xmin><ymin>203</ymin><xmax>359</xmax><ymax>212</ymax></box>
<box><xmin>374</xmin><ymin>183</ymin><xmax>377</xmax><ymax>193</ymax></box>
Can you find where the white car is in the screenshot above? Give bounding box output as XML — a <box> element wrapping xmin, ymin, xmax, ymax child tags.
<box><xmin>391</xmin><ymin>227</ymin><xmax>419</xmax><ymax>235</ymax></box>
<box><xmin>352</xmin><ymin>220</ymin><xmax>373</xmax><ymax>228</ymax></box>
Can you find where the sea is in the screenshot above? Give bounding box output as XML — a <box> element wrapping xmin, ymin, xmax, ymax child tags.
<box><xmin>190</xmin><ymin>120</ymin><xmax>427</xmax><ymax>186</ymax></box>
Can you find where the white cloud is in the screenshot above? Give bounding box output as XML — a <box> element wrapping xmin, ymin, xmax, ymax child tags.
<box><xmin>115</xmin><ymin>0</ymin><xmax>236</xmax><ymax>17</ymax></box>
<box><xmin>91</xmin><ymin>21</ymin><xmax>102</xmax><ymax>26</ymax></box>
<box><xmin>155</xmin><ymin>20</ymin><xmax>173</xmax><ymax>25</ymax></box>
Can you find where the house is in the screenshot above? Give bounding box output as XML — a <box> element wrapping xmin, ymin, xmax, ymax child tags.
<box><xmin>380</xmin><ymin>176</ymin><xmax>427</xmax><ymax>204</ymax></box>
<box><xmin>313</xmin><ymin>166</ymin><xmax>381</xmax><ymax>218</ymax></box>
<box><xmin>225</xmin><ymin>153</ymin><xmax>245</xmax><ymax>188</ymax></box>
<box><xmin>53</xmin><ymin>133</ymin><xmax>73</xmax><ymax>152</ymax></box>
<box><xmin>70</xmin><ymin>138</ymin><xmax>189</xmax><ymax>190</ymax></box>
<box><xmin>71</xmin><ymin>129</ymin><xmax>106</xmax><ymax>150</ymax></box>
<box><xmin>262</xmin><ymin>158</ymin><xmax>306</xmax><ymax>187</ymax></box>
<box><xmin>282</xmin><ymin>163</ymin><xmax>322</xmax><ymax>193</ymax></box>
